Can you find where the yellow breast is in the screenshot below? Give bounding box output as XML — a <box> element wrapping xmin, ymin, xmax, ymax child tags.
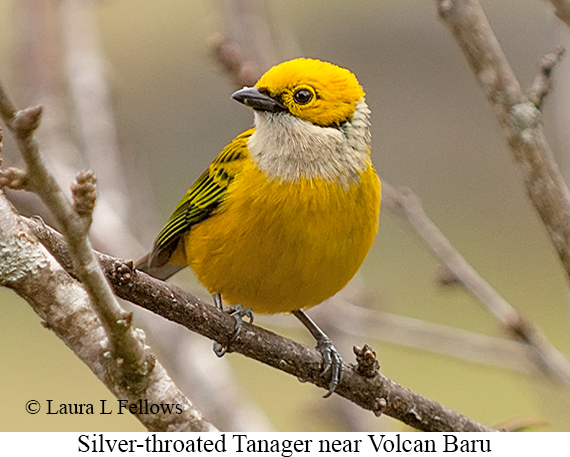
<box><xmin>183</xmin><ymin>158</ymin><xmax>380</xmax><ymax>314</ymax></box>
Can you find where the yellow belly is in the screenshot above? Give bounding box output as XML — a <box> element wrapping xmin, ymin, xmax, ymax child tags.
<box><xmin>183</xmin><ymin>161</ymin><xmax>380</xmax><ymax>314</ymax></box>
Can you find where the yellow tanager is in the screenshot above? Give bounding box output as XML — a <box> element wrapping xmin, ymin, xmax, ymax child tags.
<box><xmin>137</xmin><ymin>58</ymin><xmax>381</xmax><ymax>396</ymax></box>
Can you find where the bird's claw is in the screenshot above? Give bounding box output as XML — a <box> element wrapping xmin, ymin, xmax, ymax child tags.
<box><xmin>316</xmin><ymin>337</ymin><xmax>344</xmax><ymax>398</ymax></box>
<box><xmin>213</xmin><ymin>302</ymin><xmax>253</xmax><ymax>357</ymax></box>
<box><xmin>226</xmin><ymin>304</ymin><xmax>254</xmax><ymax>324</ymax></box>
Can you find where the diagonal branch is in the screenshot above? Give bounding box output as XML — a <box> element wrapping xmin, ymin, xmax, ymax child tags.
<box><xmin>436</xmin><ymin>0</ymin><xmax>570</xmax><ymax>283</ymax></box>
<box><xmin>383</xmin><ymin>182</ymin><xmax>570</xmax><ymax>386</ymax></box>
<box><xmin>0</xmin><ymin>191</ymin><xmax>215</xmax><ymax>431</ymax></box>
<box><xmin>0</xmin><ymin>80</ymin><xmax>149</xmax><ymax>385</ymax></box>
<box><xmin>0</xmin><ymin>80</ymin><xmax>216</xmax><ymax>431</ymax></box>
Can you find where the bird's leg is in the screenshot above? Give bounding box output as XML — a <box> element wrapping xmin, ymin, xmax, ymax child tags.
<box><xmin>212</xmin><ymin>293</ymin><xmax>253</xmax><ymax>357</ymax></box>
<box><xmin>292</xmin><ymin>309</ymin><xmax>343</xmax><ymax>398</ymax></box>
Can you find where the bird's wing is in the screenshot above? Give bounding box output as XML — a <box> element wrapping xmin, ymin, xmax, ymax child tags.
<box><xmin>139</xmin><ymin>128</ymin><xmax>254</xmax><ymax>275</ymax></box>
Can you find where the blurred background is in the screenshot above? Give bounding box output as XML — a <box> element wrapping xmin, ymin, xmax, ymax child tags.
<box><xmin>1</xmin><ymin>0</ymin><xmax>570</xmax><ymax>431</ymax></box>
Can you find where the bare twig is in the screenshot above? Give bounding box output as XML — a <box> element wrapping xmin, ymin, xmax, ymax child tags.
<box><xmin>56</xmin><ymin>0</ymin><xmax>271</xmax><ymax>430</ymax></box>
<box><xmin>383</xmin><ymin>182</ymin><xmax>570</xmax><ymax>386</ymax></box>
<box><xmin>0</xmin><ymin>78</ymin><xmax>217</xmax><ymax>431</ymax></box>
<box><xmin>211</xmin><ymin>35</ymin><xmax>260</xmax><ymax>88</ymax></box>
<box><xmin>436</xmin><ymin>0</ymin><xmax>570</xmax><ymax>283</ymax></box>
<box><xmin>0</xmin><ymin>87</ymin><xmax>146</xmax><ymax>374</ymax></box>
<box><xmin>212</xmin><ymin>0</ymin><xmax>302</xmax><ymax>88</ymax></box>
<box><xmin>27</xmin><ymin>217</ymin><xmax>495</xmax><ymax>432</ymax></box>
<box><xmin>527</xmin><ymin>45</ymin><xmax>565</xmax><ymax>109</ymax></box>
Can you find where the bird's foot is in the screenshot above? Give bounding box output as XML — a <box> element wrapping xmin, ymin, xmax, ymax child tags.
<box><xmin>213</xmin><ymin>294</ymin><xmax>253</xmax><ymax>357</ymax></box>
<box><xmin>292</xmin><ymin>309</ymin><xmax>344</xmax><ymax>398</ymax></box>
<box><xmin>316</xmin><ymin>336</ymin><xmax>344</xmax><ymax>398</ymax></box>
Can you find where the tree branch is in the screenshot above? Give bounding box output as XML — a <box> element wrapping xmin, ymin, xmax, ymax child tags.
<box><xmin>383</xmin><ymin>182</ymin><xmax>570</xmax><ymax>386</ymax></box>
<box><xmin>56</xmin><ymin>0</ymin><xmax>271</xmax><ymax>430</ymax></box>
<box><xmin>0</xmin><ymin>79</ymin><xmax>151</xmax><ymax>386</ymax></box>
<box><xmin>0</xmin><ymin>191</ymin><xmax>215</xmax><ymax>431</ymax></box>
<box><xmin>548</xmin><ymin>0</ymin><xmax>570</xmax><ymax>29</ymax></box>
<box><xmin>275</xmin><ymin>296</ymin><xmax>539</xmax><ymax>374</ymax></box>
<box><xmin>0</xmin><ymin>81</ymin><xmax>216</xmax><ymax>431</ymax></box>
<box><xmin>27</xmin><ymin>216</ymin><xmax>495</xmax><ymax>432</ymax></box>
<box><xmin>436</xmin><ymin>0</ymin><xmax>570</xmax><ymax>283</ymax></box>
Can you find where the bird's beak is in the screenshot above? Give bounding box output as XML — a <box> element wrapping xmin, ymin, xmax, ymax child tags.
<box><xmin>232</xmin><ymin>87</ymin><xmax>286</xmax><ymax>113</ymax></box>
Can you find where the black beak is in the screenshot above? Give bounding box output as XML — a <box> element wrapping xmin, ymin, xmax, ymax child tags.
<box><xmin>232</xmin><ymin>87</ymin><xmax>286</xmax><ymax>113</ymax></box>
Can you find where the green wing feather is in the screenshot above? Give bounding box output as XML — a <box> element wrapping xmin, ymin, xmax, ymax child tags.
<box><xmin>147</xmin><ymin>128</ymin><xmax>253</xmax><ymax>269</ymax></box>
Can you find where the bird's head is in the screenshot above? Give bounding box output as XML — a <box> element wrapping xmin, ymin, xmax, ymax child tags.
<box><xmin>232</xmin><ymin>58</ymin><xmax>365</xmax><ymax>127</ymax></box>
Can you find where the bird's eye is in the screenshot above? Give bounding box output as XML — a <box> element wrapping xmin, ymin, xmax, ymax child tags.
<box><xmin>293</xmin><ymin>89</ymin><xmax>313</xmax><ymax>105</ymax></box>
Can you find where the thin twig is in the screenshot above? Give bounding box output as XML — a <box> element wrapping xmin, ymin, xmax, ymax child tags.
<box><xmin>0</xmin><ymin>84</ymin><xmax>147</xmax><ymax>378</ymax></box>
<box><xmin>527</xmin><ymin>45</ymin><xmax>565</xmax><ymax>109</ymax></box>
<box><xmin>214</xmin><ymin>0</ymin><xmax>279</xmax><ymax>86</ymax></box>
<box><xmin>383</xmin><ymin>182</ymin><xmax>570</xmax><ymax>386</ymax></box>
<box><xmin>211</xmin><ymin>35</ymin><xmax>259</xmax><ymax>88</ymax></box>
<box><xmin>0</xmin><ymin>78</ymin><xmax>218</xmax><ymax>431</ymax></box>
<box><xmin>28</xmin><ymin>217</ymin><xmax>495</xmax><ymax>432</ymax></box>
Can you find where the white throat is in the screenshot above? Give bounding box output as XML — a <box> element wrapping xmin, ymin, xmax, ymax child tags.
<box><xmin>247</xmin><ymin>101</ymin><xmax>371</xmax><ymax>187</ymax></box>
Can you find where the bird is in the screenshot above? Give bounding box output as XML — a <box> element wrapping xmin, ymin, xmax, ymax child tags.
<box><xmin>137</xmin><ymin>58</ymin><xmax>381</xmax><ymax>396</ymax></box>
